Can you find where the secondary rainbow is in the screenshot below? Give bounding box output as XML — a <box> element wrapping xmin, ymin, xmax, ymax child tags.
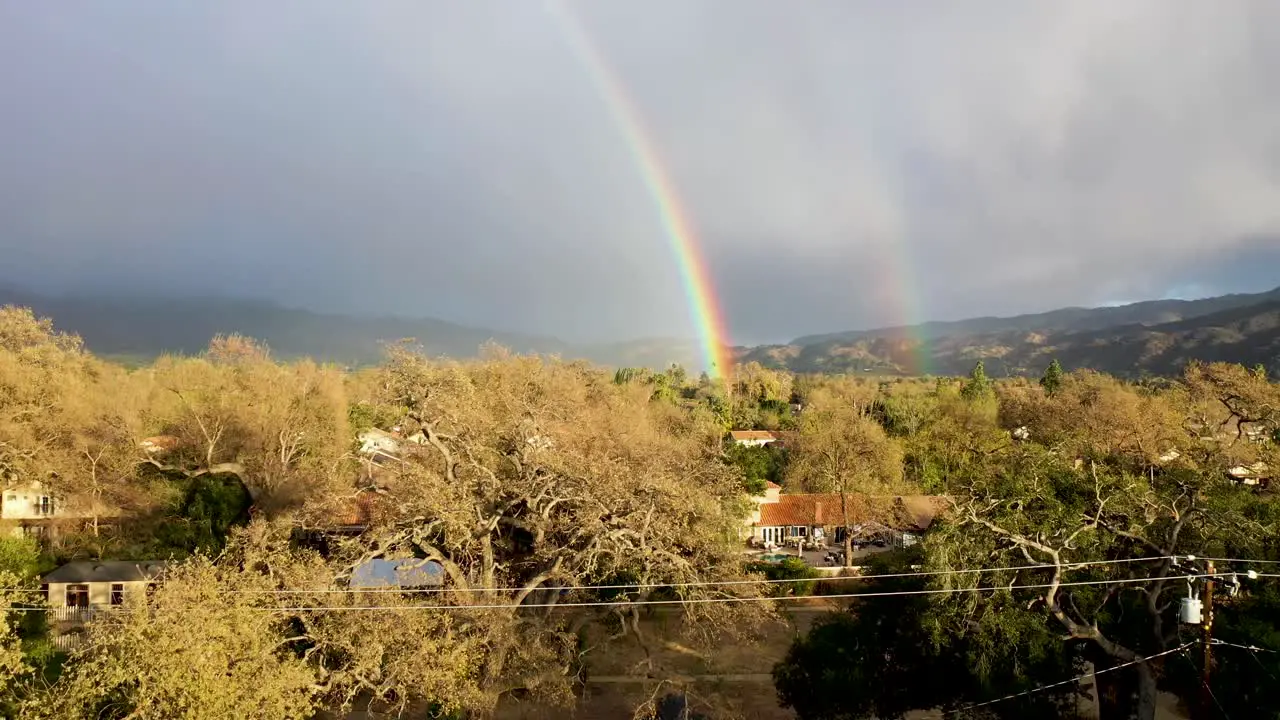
<box><xmin>547</xmin><ymin>1</ymin><xmax>733</xmax><ymax>378</ymax></box>
<box><xmin>888</xmin><ymin>241</ymin><xmax>933</xmax><ymax>376</ymax></box>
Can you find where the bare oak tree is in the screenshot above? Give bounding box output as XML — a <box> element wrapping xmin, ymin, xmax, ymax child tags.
<box><xmin>788</xmin><ymin>388</ymin><xmax>907</xmax><ymax>566</ymax></box>
<box><xmin>318</xmin><ymin>349</ymin><xmax>768</xmax><ymax>715</ymax></box>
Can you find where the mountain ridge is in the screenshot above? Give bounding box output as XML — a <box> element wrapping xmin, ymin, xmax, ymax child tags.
<box><xmin>790</xmin><ymin>286</ymin><xmax>1280</xmax><ymax>346</ymax></box>
<box><xmin>744</xmin><ymin>290</ymin><xmax>1280</xmax><ymax>378</ymax></box>
<box><xmin>3</xmin><ymin>285</ymin><xmax>1278</xmax><ymax>377</ymax></box>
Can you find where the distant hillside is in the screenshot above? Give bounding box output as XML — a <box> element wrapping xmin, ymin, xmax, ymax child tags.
<box><xmin>739</xmin><ymin>289</ymin><xmax>1280</xmax><ymax>378</ymax></box>
<box><xmin>0</xmin><ymin>288</ymin><xmax>562</xmax><ymax>364</ymax></box>
<box><xmin>0</xmin><ymin>288</ymin><xmax>708</xmax><ymax>370</ymax></box>
<box><xmin>792</xmin><ymin>286</ymin><xmax>1280</xmax><ymax>346</ymax></box>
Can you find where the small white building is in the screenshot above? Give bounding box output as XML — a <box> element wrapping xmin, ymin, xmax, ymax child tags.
<box><xmin>358</xmin><ymin>428</ymin><xmax>403</xmax><ymax>461</ymax></box>
<box><xmin>357</xmin><ymin>428</ymin><xmax>428</xmax><ymax>464</ymax></box>
<box><xmin>1228</xmin><ymin>462</ymin><xmax>1271</xmax><ymax>487</ymax></box>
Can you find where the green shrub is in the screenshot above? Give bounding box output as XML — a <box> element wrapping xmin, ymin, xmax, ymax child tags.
<box><xmin>747</xmin><ymin>557</ymin><xmax>820</xmax><ymax>596</ymax></box>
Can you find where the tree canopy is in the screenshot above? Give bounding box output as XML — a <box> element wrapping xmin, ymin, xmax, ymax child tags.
<box><xmin>1</xmin><ymin>305</ymin><xmax>1278</xmax><ymax>719</ymax></box>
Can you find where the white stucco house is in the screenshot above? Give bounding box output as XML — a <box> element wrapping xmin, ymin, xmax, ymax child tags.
<box><xmin>1</xmin><ymin>481</ymin><xmax>117</xmax><ymax>539</ymax></box>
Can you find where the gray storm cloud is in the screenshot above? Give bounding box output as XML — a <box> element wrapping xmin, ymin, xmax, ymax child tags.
<box><xmin>1</xmin><ymin>1</ymin><xmax>1277</xmax><ymax>346</ymax></box>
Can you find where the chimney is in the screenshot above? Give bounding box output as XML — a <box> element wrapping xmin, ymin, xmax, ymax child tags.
<box><xmin>814</xmin><ymin>501</ymin><xmax>823</xmax><ymax>525</ymax></box>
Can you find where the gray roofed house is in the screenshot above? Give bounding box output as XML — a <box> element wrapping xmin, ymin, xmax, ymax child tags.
<box><xmin>41</xmin><ymin>561</ymin><xmax>171</xmax><ymax>647</ymax></box>
<box><xmin>43</xmin><ymin>560</ymin><xmax>170</xmax><ymax>585</ymax></box>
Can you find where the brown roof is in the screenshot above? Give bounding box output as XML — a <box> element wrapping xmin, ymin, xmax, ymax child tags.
<box><xmin>756</xmin><ymin>493</ymin><xmax>947</xmax><ymax>531</ymax></box>
<box><xmin>758</xmin><ymin>496</ymin><xmax>822</xmax><ymax>526</ymax></box>
<box><xmin>317</xmin><ymin>491</ymin><xmax>387</xmax><ymax>528</ymax></box>
<box><xmin>139</xmin><ymin>435</ymin><xmax>181</xmax><ymax>453</ymax></box>
<box><xmin>765</xmin><ymin>481</ymin><xmax>782</xmax><ymax>490</ymax></box>
<box><xmin>730</xmin><ymin>430</ymin><xmax>777</xmax><ymax>441</ymax></box>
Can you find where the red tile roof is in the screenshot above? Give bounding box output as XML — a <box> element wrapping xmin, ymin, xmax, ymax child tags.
<box><xmin>765</xmin><ymin>481</ymin><xmax>782</xmax><ymax>490</ymax></box>
<box><xmin>139</xmin><ymin>435</ymin><xmax>181</xmax><ymax>453</ymax></box>
<box><xmin>317</xmin><ymin>491</ymin><xmax>388</xmax><ymax>528</ymax></box>
<box><xmin>758</xmin><ymin>496</ymin><xmax>824</xmax><ymax>526</ymax></box>
<box><xmin>755</xmin><ymin>493</ymin><xmax>947</xmax><ymax>531</ymax></box>
<box><xmin>730</xmin><ymin>430</ymin><xmax>777</xmax><ymax>442</ymax></box>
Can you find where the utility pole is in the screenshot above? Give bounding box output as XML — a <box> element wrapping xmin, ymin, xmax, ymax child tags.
<box><xmin>1200</xmin><ymin>560</ymin><xmax>1215</xmax><ymax>720</ymax></box>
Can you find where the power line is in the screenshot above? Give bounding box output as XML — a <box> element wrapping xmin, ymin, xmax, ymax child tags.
<box><xmin>1181</xmin><ymin>648</ymin><xmax>1232</xmax><ymax>720</ymax></box>
<box><xmin>0</xmin><ymin>555</ymin><xmax>1174</xmax><ymax>596</ymax></box>
<box><xmin>242</xmin><ymin>572</ymin><xmax>1234</xmax><ymax>610</ymax></box>
<box><xmin>1212</xmin><ymin>639</ymin><xmax>1279</xmax><ymax>685</ymax></box>
<box><xmin>1213</xmin><ymin>640</ymin><xmax>1274</xmax><ymax>653</ymax></box>
<box><xmin>2</xmin><ymin>573</ymin><xmax>1223</xmax><ymax>613</ymax></box>
<box><xmin>945</xmin><ymin>643</ymin><xmax>1194</xmax><ymax>716</ymax></box>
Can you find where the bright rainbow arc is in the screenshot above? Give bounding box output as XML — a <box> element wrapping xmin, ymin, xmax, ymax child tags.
<box><xmin>547</xmin><ymin>1</ymin><xmax>733</xmax><ymax>379</ymax></box>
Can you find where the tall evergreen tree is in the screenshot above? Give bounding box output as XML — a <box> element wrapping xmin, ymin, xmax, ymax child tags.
<box><xmin>960</xmin><ymin>360</ymin><xmax>992</xmax><ymax>401</ymax></box>
<box><xmin>1039</xmin><ymin>358</ymin><xmax>1064</xmax><ymax>396</ymax></box>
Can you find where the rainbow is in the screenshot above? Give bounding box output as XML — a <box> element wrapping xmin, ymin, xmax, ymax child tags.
<box><xmin>546</xmin><ymin>1</ymin><xmax>733</xmax><ymax>379</ymax></box>
<box><xmin>886</xmin><ymin>244</ymin><xmax>932</xmax><ymax>376</ymax></box>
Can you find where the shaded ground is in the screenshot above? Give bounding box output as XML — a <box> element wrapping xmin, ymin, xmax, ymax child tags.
<box><xmin>349</xmin><ymin>594</ymin><xmax>1195</xmax><ymax>719</ymax></box>
<box><xmin>492</xmin><ymin>600</ymin><xmax>1193</xmax><ymax>720</ymax></box>
<box><xmin>492</xmin><ymin>603</ymin><xmax>842</xmax><ymax>720</ymax></box>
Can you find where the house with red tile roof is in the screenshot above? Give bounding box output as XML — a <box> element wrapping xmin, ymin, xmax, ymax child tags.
<box><xmin>729</xmin><ymin>430</ymin><xmax>778</xmax><ymax>447</ymax></box>
<box><xmin>748</xmin><ymin>489</ymin><xmax>946</xmax><ymax>548</ymax></box>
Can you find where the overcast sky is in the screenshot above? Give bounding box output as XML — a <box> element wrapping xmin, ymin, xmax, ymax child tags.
<box><xmin>2</xmin><ymin>2</ymin><xmax>1279</xmax><ymax>345</ymax></box>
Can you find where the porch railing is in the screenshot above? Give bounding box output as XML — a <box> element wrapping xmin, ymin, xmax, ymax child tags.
<box><xmin>46</xmin><ymin>606</ymin><xmax>105</xmax><ymax>624</ymax></box>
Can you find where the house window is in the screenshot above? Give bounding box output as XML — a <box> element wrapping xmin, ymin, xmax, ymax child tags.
<box><xmin>110</xmin><ymin>584</ymin><xmax>125</xmax><ymax>605</ymax></box>
<box><xmin>38</xmin><ymin>496</ymin><xmax>52</xmax><ymax>515</ymax></box>
<box><xmin>65</xmin><ymin>584</ymin><xmax>90</xmax><ymax>608</ymax></box>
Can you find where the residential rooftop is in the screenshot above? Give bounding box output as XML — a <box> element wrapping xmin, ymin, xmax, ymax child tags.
<box><xmin>43</xmin><ymin>561</ymin><xmax>170</xmax><ymax>584</ymax></box>
<box><xmin>729</xmin><ymin>430</ymin><xmax>778</xmax><ymax>441</ymax></box>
